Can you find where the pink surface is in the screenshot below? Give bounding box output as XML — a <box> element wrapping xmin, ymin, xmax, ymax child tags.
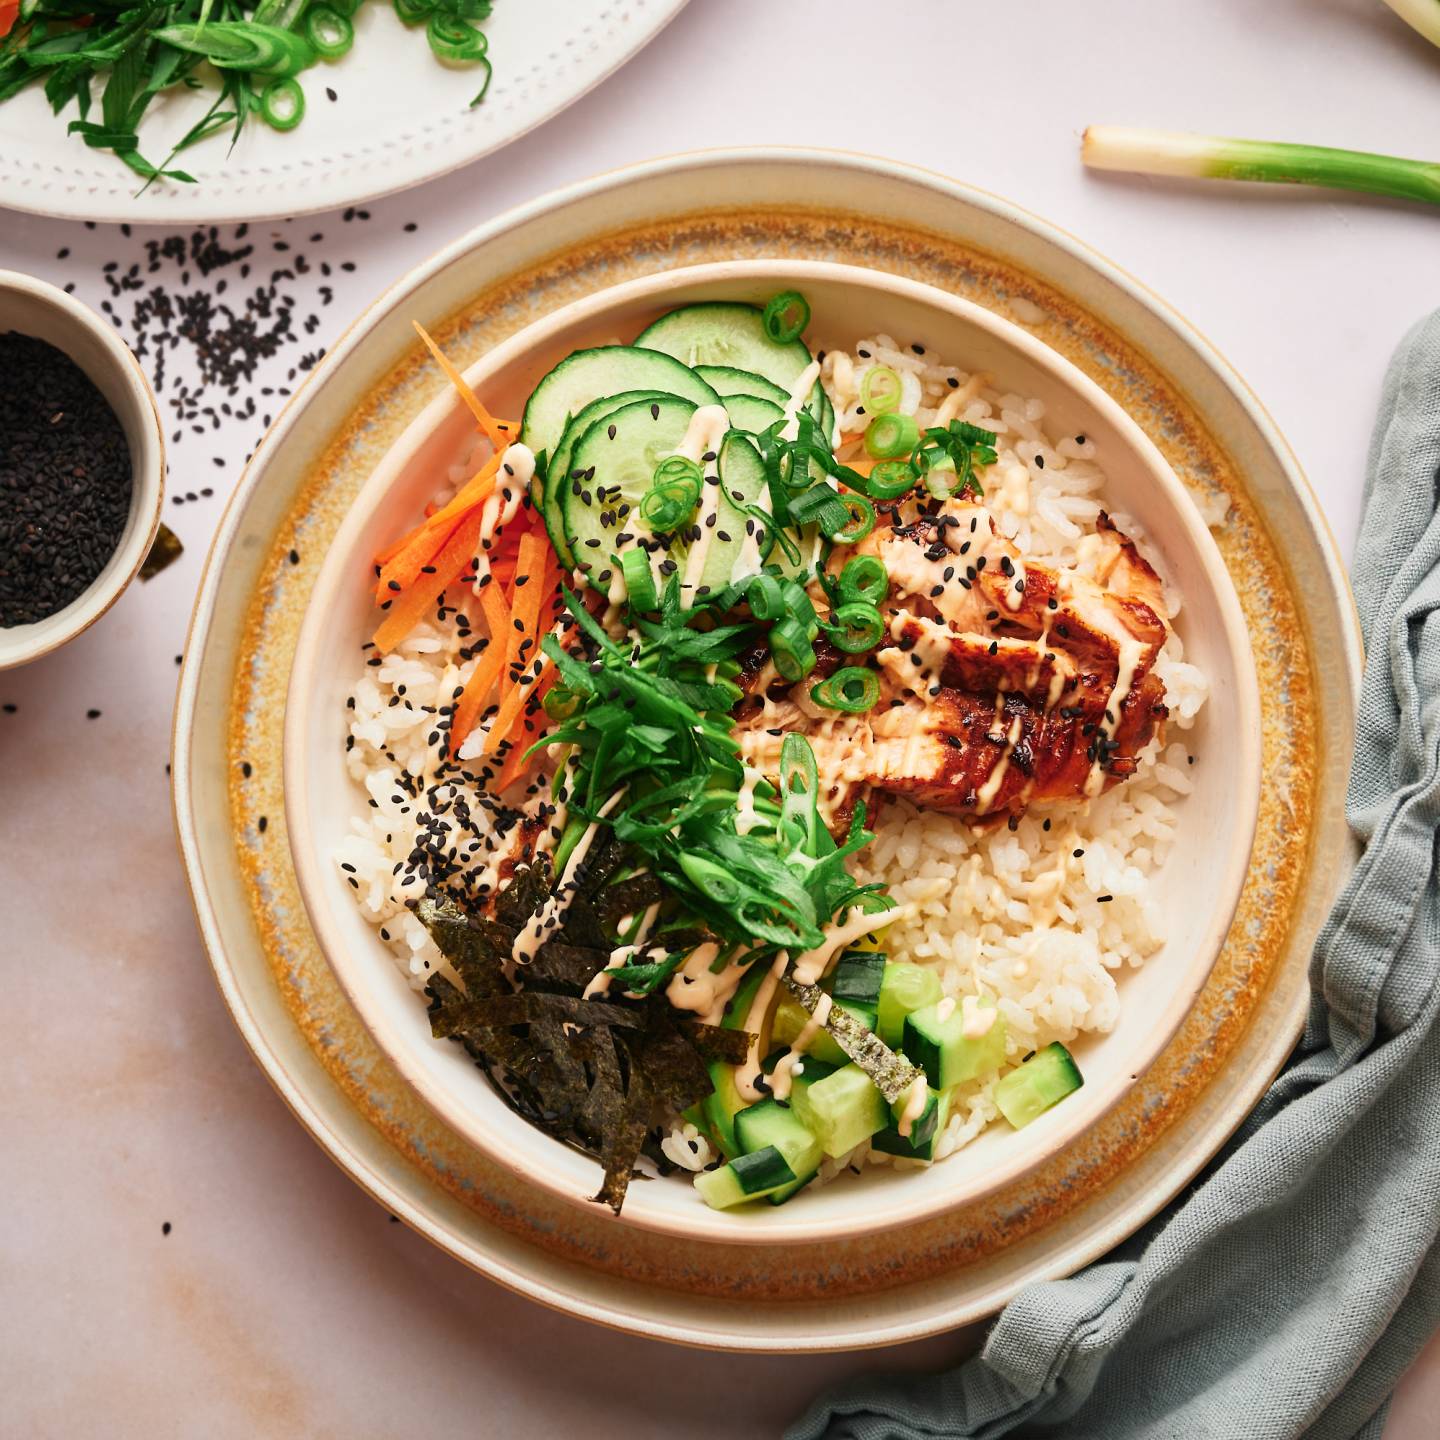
<box><xmin>1</xmin><ymin>0</ymin><xmax>1435</xmax><ymax>1432</ymax></box>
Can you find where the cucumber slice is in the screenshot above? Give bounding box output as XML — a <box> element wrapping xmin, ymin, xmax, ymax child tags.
<box><xmin>639</xmin><ymin>303</ymin><xmax>811</xmax><ymax>390</ymax></box>
<box><xmin>694</xmin><ymin>1145</ymin><xmax>796</xmax><ymax>1209</ymax></box>
<box><xmin>721</xmin><ymin>393</ymin><xmax>784</xmax><ymax>436</ymax></box>
<box><xmin>995</xmin><ymin>1043</ymin><xmax>1084</xmax><ymax>1128</ymax></box>
<box><xmin>903</xmin><ymin>997</ymin><xmax>1007</xmax><ymax>1091</ymax></box>
<box><xmin>638</xmin><ymin>302</ymin><xmax>827</xmax><ymax>429</ymax></box>
<box><xmin>564</xmin><ymin>399</ymin><xmax>770</xmax><ymax>600</ymax></box>
<box><xmin>877</xmin><ymin>963</ymin><xmax>944</xmax><ymax>1048</ymax></box>
<box><xmin>790</xmin><ymin>1062</ymin><xmax>888</xmax><ymax>1158</ymax></box>
<box><xmin>541</xmin><ymin>388</ymin><xmax>671</xmax><ymax>566</ymax></box>
<box><xmin>831</xmin><ymin>951</ymin><xmax>886</xmax><ymax>1006</ymax></box>
<box><xmin>872</xmin><ymin>1085</ymin><xmax>951</xmax><ymax>1162</ymax></box>
<box><xmin>695</xmin><ymin>365</ymin><xmax>789</xmax><ymax>406</ymax></box>
<box><xmin>518</xmin><ymin>345</ymin><xmax>720</xmax><ymax>468</ymax></box>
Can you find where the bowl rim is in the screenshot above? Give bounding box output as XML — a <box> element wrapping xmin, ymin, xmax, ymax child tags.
<box><xmin>283</xmin><ymin>255</ymin><xmax>1262</xmax><ymax>1245</ymax></box>
<box><xmin>0</xmin><ymin>268</ymin><xmax>165</xmax><ymax>670</ymax></box>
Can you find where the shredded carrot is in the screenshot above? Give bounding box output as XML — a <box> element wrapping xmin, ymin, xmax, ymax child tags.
<box><xmin>839</xmin><ymin>430</ymin><xmax>868</xmax><ymax>448</ymax></box>
<box><xmin>448</xmin><ymin>582</ymin><xmax>514</xmax><ymax>757</ymax></box>
<box><xmin>372</xmin><ymin>510</ymin><xmax>483</xmax><ymax>653</ymax></box>
<box><xmin>373</xmin><ymin>513</ymin><xmax>463</xmax><ymax>604</ymax></box>
<box><xmin>412</xmin><ymin>321</ymin><xmax>517</xmax><ymax>450</ymax></box>
<box><xmin>482</xmin><ymin>536</ymin><xmax>554</xmax><ymax>757</ymax></box>
<box><xmin>422</xmin><ymin>452</ymin><xmax>502</xmax><ymax>534</ymax></box>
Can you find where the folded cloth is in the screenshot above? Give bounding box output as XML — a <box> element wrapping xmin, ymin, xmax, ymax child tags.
<box><xmin>789</xmin><ymin>312</ymin><xmax>1440</xmax><ymax>1440</ymax></box>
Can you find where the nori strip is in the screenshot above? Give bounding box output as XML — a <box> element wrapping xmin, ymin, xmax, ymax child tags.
<box><xmin>595</xmin><ymin>873</ymin><xmax>666</xmax><ymax>927</ymax></box>
<box><xmin>415</xmin><ymin>858</ymin><xmax>745</xmax><ymax>1214</ymax></box>
<box><xmin>782</xmin><ymin>976</ymin><xmax>923</xmax><ymax>1103</ymax></box>
<box><xmin>428</xmin><ymin>991</ymin><xmax>642</xmax><ymax>1039</ymax></box>
<box><xmin>680</xmin><ymin>1019</ymin><xmax>754</xmax><ymax>1067</ymax></box>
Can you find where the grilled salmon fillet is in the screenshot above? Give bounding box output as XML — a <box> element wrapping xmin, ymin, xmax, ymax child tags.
<box><xmin>734</xmin><ymin>499</ymin><xmax>1171</xmax><ymax>825</ymax></box>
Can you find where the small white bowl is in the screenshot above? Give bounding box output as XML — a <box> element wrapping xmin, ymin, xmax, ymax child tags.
<box><xmin>0</xmin><ymin>270</ymin><xmax>165</xmax><ymax>670</ymax></box>
<box><xmin>285</xmin><ymin>260</ymin><xmax>1261</xmax><ymax>1244</ymax></box>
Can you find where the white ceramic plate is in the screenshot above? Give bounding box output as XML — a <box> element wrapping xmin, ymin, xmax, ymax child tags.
<box><xmin>0</xmin><ymin>0</ymin><xmax>687</xmax><ymax>224</ymax></box>
<box><xmin>284</xmin><ymin>258</ymin><xmax>1262</xmax><ymax>1244</ymax></box>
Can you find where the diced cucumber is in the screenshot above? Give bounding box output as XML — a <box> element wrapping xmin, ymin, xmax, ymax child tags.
<box><xmin>695</xmin><ymin>365</ymin><xmax>789</xmax><ymax>406</ymax></box>
<box><xmin>766</xmin><ymin>1058</ymin><xmax>839</xmax><ymax>1203</ymax></box>
<box><xmin>735</xmin><ymin>1099</ymin><xmax>822</xmax><ymax>1186</ymax></box>
<box><xmin>903</xmin><ymin>996</ymin><xmax>1007</xmax><ymax>1090</ymax></box>
<box><xmin>694</xmin><ymin>1145</ymin><xmax>797</xmax><ymax>1209</ymax></box>
<box><xmin>700</xmin><ymin>962</ymin><xmax>770</xmax><ymax>1161</ymax></box>
<box><xmin>877</xmin><ymin>963</ymin><xmax>944</xmax><ymax>1047</ymax></box>
<box><xmin>872</xmin><ymin>1085</ymin><xmax>951</xmax><ymax>1163</ymax></box>
<box><xmin>770</xmin><ymin>995</ymin><xmax>878</xmax><ymax>1067</ymax></box>
<box><xmin>721</xmin><ymin>393</ymin><xmax>784</xmax><ymax>436</ymax></box>
<box><xmin>541</xmin><ymin>387</ymin><xmax>671</xmax><ymax>566</ymax></box>
<box><xmin>790</xmin><ymin>1063</ymin><xmax>888</xmax><ymax>1158</ymax></box>
<box><xmin>831</xmin><ymin>951</ymin><xmax>886</xmax><ymax>1006</ymax></box>
<box><xmin>995</xmin><ymin>1043</ymin><xmax>1084</xmax><ymax>1129</ymax></box>
<box><xmin>519</xmin><ymin>345</ymin><xmax>719</xmax><ymax>468</ymax></box>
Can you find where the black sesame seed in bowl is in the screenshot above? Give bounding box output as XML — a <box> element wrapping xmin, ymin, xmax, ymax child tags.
<box><xmin>0</xmin><ymin>272</ymin><xmax>164</xmax><ymax>671</ymax></box>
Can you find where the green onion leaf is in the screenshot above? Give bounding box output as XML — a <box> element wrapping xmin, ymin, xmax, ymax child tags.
<box><xmin>427</xmin><ymin>12</ymin><xmax>487</xmax><ymax>62</ymax></box>
<box><xmin>619</xmin><ymin>547</ymin><xmax>658</xmax><ymax>612</ymax></box>
<box><xmin>639</xmin><ymin>454</ymin><xmax>701</xmax><ymax>532</ymax></box>
<box><xmin>304</xmin><ymin>6</ymin><xmax>354</xmax><ymax>59</ymax></box>
<box><xmin>746</xmin><ymin>572</ymin><xmax>784</xmax><ymax>623</ymax></box>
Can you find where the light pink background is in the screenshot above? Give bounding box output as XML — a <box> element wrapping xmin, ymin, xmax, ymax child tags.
<box><xmin>2</xmin><ymin>0</ymin><xmax>1436</xmax><ymax>1433</ymax></box>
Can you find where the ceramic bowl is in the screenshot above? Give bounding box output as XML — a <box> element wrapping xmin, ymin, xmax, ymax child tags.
<box><xmin>0</xmin><ymin>270</ymin><xmax>165</xmax><ymax>671</ymax></box>
<box><xmin>284</xmin><ymin>258</ymin><xmax>1261</xmax><ymax>1244</ymax></box>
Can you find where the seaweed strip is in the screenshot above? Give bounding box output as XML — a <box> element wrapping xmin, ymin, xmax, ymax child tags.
<box><xmin>429</xmin><ymin>991</ymin><xmax>642</xmax><ymax>1039</ymax></box>
<box><xmin>680</xmin><ymin>1019</ymin><xmax>755</xmax><ymax>1067</ymax></box>
<box><xmin>595</xmin><ymin>873</ymin><xmax>666</xmax><ymax>927</ymax></box>
<box><xmin>782</xmin><ymin>976</ymin><xmax>922</xmax><ymax>1103</ymax></box>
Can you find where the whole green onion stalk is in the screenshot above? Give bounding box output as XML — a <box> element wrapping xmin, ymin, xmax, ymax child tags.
<box><xmin>1382</xmin><ymin>0</ymin><xmax>1440</xmax><ymax>48</ymax></box>
<box><xmin>1082</xmin><ymin>126</ymin><xmax>1440</xmax><ymax>209</ymax></box>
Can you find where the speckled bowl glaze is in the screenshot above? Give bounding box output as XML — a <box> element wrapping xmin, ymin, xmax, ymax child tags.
<box><xmin>174</xmin><ymin>149</ymin><xmax>1360</xmax><ymax>1349</ymax></box>
<box><xmin>0</xmin><ymin>270</ymin><xmax>164</xmax><ymax>670</ymax></box>
<box><xmin>284</xmin><ymin>258</ymin><xmax>1262</xmax><ymax>1244</ymax></box>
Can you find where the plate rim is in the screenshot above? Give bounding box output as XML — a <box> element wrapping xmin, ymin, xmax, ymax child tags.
<box><xmin>172</xmin><ymin>144</ymin><xmax>1363</xmax><ymax>1351</ymax></box>
<box><xmin>0</xmin><ymin>0</ymin><xmax>690</xmax><ymax>226</ymax></box>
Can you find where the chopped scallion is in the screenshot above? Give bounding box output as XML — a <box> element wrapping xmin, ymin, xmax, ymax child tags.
<box><xmin>825</xmin><ymin>601</ymin><xmax>885</xmax><ymax>654</ymax></box>
<box><xmin>838</xmin><ymin>555</ymin><xmax>888</xmax><ymax>607</ymax></box>
<box><xmin>762</xmin><ymin>290</ymin><xmax>811</xmax><ymax>345</ymax></box>
<box><xmin>810</xmin><ymin>667</ymin><xmax>880</xmax><ymax>714</ymax></box>
<box><xmin>859</xmin><ymin>365</ymin><xmax>902</xmax><ymax>416</ymax></box>
<box><xmin>865</xmin><ymin>411</ymin><xmax>919</xmax><ymax>460</ymax></box>
<box><xmin>259</xmin><ymin>76</ymin><xmax>306</xmax><ymax>131</ymax></box>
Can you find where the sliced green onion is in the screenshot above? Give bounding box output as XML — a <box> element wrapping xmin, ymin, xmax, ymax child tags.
<box><xmin>746</xmin><ymin>572</ymin><xmax>785</xmax><ymax>623</ymax></box>
<box><xmin>1081</xmin><ymin>125</ymin><xmax>1440</xmax><ymax>209</ymax></box>
<box><xmin>826</xmin><ymin>601</ymin><xmax>885</xmax><ymax>654</ymax></box>
<box><xmin>838</xmin><ymin>555</ymin><xmax>888</xmax><ymax>607</ymax></box>
<box><xmin>832</xmin><ymin>493</ymin><xmax>875</xmax><ymax>544</ymax></box>
<box><xmin>865</xmin><ymin>412</ymin><xmax>919</xmax><ymax>460</ymax></box>
<box><xmin>859</xmin><ymin>364</ymin><xmax>902</xmax><ymax>416</ymax></box>
<box><xmin>762</xmin><ymin>290</ymin><xmax>811</xmax><ymax>345</ymax></box>
<box><xmin>543</xmin><ymin>685</ymin><xmax>580</xmax><ymax>722</ymax></box>
<box><xmin>259</xmin><ymin>76</ymin><xmax>305</xmax><ymax>130</ymax></box>
<box><xmin>853</xmin><ymin>459</ymin><xmax>917</xmax><ymax>502</ymax></box>
<box><xmin>324</xmin><ymin>0</ymin><xmax>363</xmax><ymax>14</ymax></box>
<box><xmin>620</xmin><ymin>548</ymin><xmax>657</xmax><ymax>611</ymax></box>
<box><xmin>778</xmin><ymin>732</ymin><xmax>819</xmax><ymax>856</ymax></box>
<box><xmin>770</xmin><ymin>617</ymin><xmax>816</xmax><ymax>683</ymax></box>
<box><xmin>920</xmin><ymin>452</ymin><xmax>957</xmax><ymax>499</ymax></box>
<box><xmin>640</xmin><ymin>455</ymin><xmax>701</xmax><ymax>532</ymax></box>
<box><xmin>427</xmin><ymin>12</ymin><xmax>488</xmax><ymax>62</ymax></box>
<box><xmin>304</xmin><ymin>5</ymin><xmax>354</xmax><ymax>58</ymax></box>
<box><xmin>154</xmin><ymin>21</ymin><xmax>316</xmax><ymax>77</ymax></box>
<box><xmin>780</xmin><ymin>579</ymin><xmax>818</xmax><ymax>637</ymax></box>
<box><xmin>811</xmin><ymin>666</ymin><xmax>880</xmax><ymax>714</ymax></box>
<box><xmin>393</xmin><ymin>0</ymin><xmax>436</xmax><ymax>25</ymax></box>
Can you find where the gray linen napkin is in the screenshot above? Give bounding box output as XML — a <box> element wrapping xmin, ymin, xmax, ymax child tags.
<box><xmin>789</xmin><ymin>312</ymin><xmax>1440</xmax><ymax>1440</ymax></box>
